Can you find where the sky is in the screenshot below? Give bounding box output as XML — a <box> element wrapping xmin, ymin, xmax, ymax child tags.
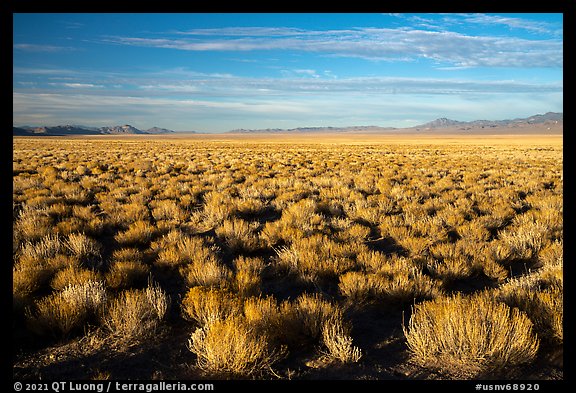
<box><xmin>13</xmin><ymin>13</ymin><xmax>563</xmax><ymax>133</ymax></box>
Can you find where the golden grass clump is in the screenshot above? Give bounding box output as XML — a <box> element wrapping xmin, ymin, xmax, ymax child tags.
<box><xmin>201</xmin><ymin>191</ymin><xmax>236</xmax><ymax>228</ymax></box>
<box><xmin>51</xmin><ymin>265</ymin><xmax>102</xmax><ymax>291</ymax></box>
<box><xmin>114</xmin><ymin>220</ymin><xmax>155</xmax><ymax>246</ymax></box>
<box><xmin>15</xmin><ymin>207</ymin><xmax>54</xmax><ymax>241</ymax></box>
<box><xmin>14</xmin><ymin>235</ymin><xmax>69</xmax><ymax>306</ymax></box>
<box><xmin>403</xmin><ymin>292</ymin><xmax>539</xmax><ymax>377</ymax></box>
<box><xmin>242</xmin><ymin>296</ymin><xmax>284</xmax><ymax>342</ymax></box>
<box><xmin>215</xmin><ymin>218</ymin><xmax>262</xmax><ymax>252</ymax></box>
<box><xmin>188</xmin><ymin>316</ymin><xmax>284</xmax><ymax>376</ymax></box>
<box><xmin>105</xmin><ymin>283</ymin><xmax>169</xmax><ymax>343</ymax></box>
<box><xmin>497</xmin><ymin>267</ymin><xmax>563</xmax><ymax>344</ymax></box>
<box><xmin>292</xmin><ymin>293</ymin><xmax>343</xmax><ymax>341</ymax></box>
<box><xmin>290</xmin><ymin>293</ymin><xmax>362</xmax><ymax>362</ymax></box>
<box><xmin>27</xmin><ymin>281</ymin><xmax>107</xmax><ymax>336</ymax></box>
<box><xmin>321</xmin><ymin>321</ymin><xmax>362</xmax><ymax>364</ymax></box>
<box><xmin>182</xmin><ymin>286</ymin><xmax>242</xmax><ymax>326</ymax></box>
<box><xmin>276</xmin><ymin>234</ymin><xmax>355</xmax><ymax>281</ymax></box>
<box><xmin>179</xmin><ymin>254</ymin><xmax>233</xmax><ymax>288</ymax></box>
<box><xmin>498</xmin><ymin>220</ymin><xmax>549</xmax><ymax>260</ymax></box>
<box><xmin>65</xmin><ymin>233</ymin><xmax>102</xmax><ymax>268</ymax></box>
<box><xmin>233</xmin><ymin>256</ymin><xmax>265</xmax><ymax>297</ymax></box>
<box><xmin>150</xmin><ymin>199</ymin><xmax>187</xmax><ymax>223</ymax></box>
<box><xmin>18</xmin><ymin>234</ymin><xmax>64</xmax><ymax>262</ymax></box>
<box><xmin>339</xmin><ymin>268</ymin><xmax>440</xmax><ymax>305</ymax></box>
<box><xmin>105</xmin><ymin>260</ymin><xmax>150</xmax><ymax>290</ymax></box>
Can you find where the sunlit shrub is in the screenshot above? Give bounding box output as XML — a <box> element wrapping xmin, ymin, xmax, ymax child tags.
<box><xmin>404</xmin><ymin>292</ymin><xmax>539</xmax><ymax>377</ymax></box>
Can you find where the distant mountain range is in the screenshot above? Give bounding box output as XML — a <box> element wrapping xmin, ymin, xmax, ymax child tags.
<box><xmin>414</xmin><ymin>112</ymin><xmax>563</xmax><ymax>129</ymax></box>
<box><xmin>12</xmin><ymin>124</ymin><xmax>178</xmax><ymax>136</ymax></box>
<box><xmin>13</xmin><ymin>112</ymin><xmax>562</xmax><ymax>136</ymax></box>
<box><xmin>227</xmin><ymin>112</ymin><xmax>562</xmax><ymax>134</ymax></box>
<box><xmin>227</xmin><ymin>125</ymin><xmax>396</xmax><ymax>134</ymax></box>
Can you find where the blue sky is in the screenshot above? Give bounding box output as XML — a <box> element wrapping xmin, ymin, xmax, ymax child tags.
<box><xmin>13</xmin><ymin>13</ymin><xmax>563</xmax><ymax>132</ymax></box>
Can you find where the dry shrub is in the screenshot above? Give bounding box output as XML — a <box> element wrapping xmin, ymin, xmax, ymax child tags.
<box><xmin>182</xmin><ymin>286</ymin><xmax>242</xmax><ymax>326</ymax></box>
<box><xmin>338</xmin><ymin>272</ymin><xmax>374</xmax><ymax>303</ymax></box>
<box><xmin>499</xmin><ymin>220</ymin><xmax>549</xmax><ymax>260</ymax></box>
<box><xmin>151</xmin><ymin>199</ymin><xmax>186</xmax><ymax>223</ymax></box>
<box><xmin>537</xmin><ymin>240</ymin><xmax>563</xmax><ymax>268</ymax></box>
<box><xmin>242</xmin><ymin>296</ymin><xmax>284</xmax><ymax>341</ymax></box>
<box><xmin>188</xmin><ymin>316</ymin><xmax>284</xmax><ymax>376</ymax></box>
<box><xmin>114</xmin><ymin>220</ymin><xmax>155</xmax><ymax>246</ymax></box>
<box><xmin>105</xmin><ymin>261</ymin><xmax>150</xmax><ymax>290</ymax></box>
<box><xmin>27</xmin><ymin>281</ymin><xmax>107</xmax><ymax>336</ymax></box>
<box><xmin>47</xmin><ymin>202</ymin><xmax>71</xmax><ymax>219</ymax></box>
<box><xmin>234</xmin><ymin>256</ymin><xmax>264</xmax><ymax>297</ymax></box>
<box><xmin>262</xmin><ymin>198</ymin><xmax>328</xmax><ymax>245</ymax></box>
<box><xmin>292</xmin><ymin>293</ymin><xmax>342</xmax><ymax>341</ymax></box>
<box><xmin>276</xmin><ymin>234</ymin><xmax>355</xmax><ymax>281</ymax></box>
<box><xmin>19</xmin><ymin>234</ymin><xmax>64</xmax><ymax>262</ymax></box>
<box><xmin>339</xmin><ymin>269</ymin><xmax>440</xmax><ymax>305</ymax></box>
<box><xmin>481</xmin><ymin>258</ymin><xmax>509</xmax><ymax>283</ymax></box>
<box><xmin>51</xmin><ymin>266</ymin><xmax>102</xmax><ymax>290</ymax></box>
<box><xmin>457</xmin><ymin>221</ymin><xmax>491</xmax><ymax>241</ymax></box>
<box><xmin>428</xmin><ymin>256</ymin><xmax>475</xmax><ymax>282</ymax></box>
<box><xmin>154</xmin><ymin>234</ymin><xmax>232</xmax><ymax>287</ymax></box>
<box><xmin>15</xmin><ymin>208</ymin><xmax>53</xmax><ymax>241</ymax></box>
<box><xmin>156</xmin><ymin>247</ymin><xmax>184</xmax><ymax>267</ymax></box>
<box><xmin>55</xmin><ymin>217</ymin><xmax>85</xmax><ymax>235</ymax></box>
<box><xmin>112</xmin><ymin>247</ymin><xmax>144</xmax><ymax>263</ymax></box>
<box><xmin>13</xmin><ymin>265</ymin><xmax>53</xmax><ymax>310</ymax></box>
<box><xmin>354</xmin><ymin>249</ymin><xmax>382</xmax><ymax>271</ymax></box>
<box><xmin>322</xmin><ymin>322</ymin><xmax>362</xmax><ymax>363</ymax></box>
<box><xmin>180</xmin><ymin>257</ymin><xmax>233</xmax><ymax>289</ymax></box>
<box><xmin>105</xmin><ymin>283</ymin><xmax>169</xmax><ymax>343</ymax></box>
<box><xmin>152</xmin><ymin>229</ymin><xmax>188</xmax><ymax>266</ymax></box>
<box><xmin>234</xmin><ymin>197</ymin><xmax>266</xmax><ymax>216</ymax></box>
<box><xmin>201</xmin><ymin>191</ymin><xmax>235</xmax><ymax>227</ymax></box>
<box><xmin>404</xmin><ymin>292</ymin><xmax>539</xmax><ymax>377</ymax></box>
<box><xmin>396</xmin><ymin>236</ymin><xmax>432</xmax><ymax>258</ymax></box>
<box><xmin>290</xmin><ymin>293</ymin><xmax>361</xmax><ymax>362</ymax></box>
<box><xmin>14</xmin><ymin>235</ymin><xmax>67</xmax><ymax>305</ymax></box>
<box><xmin>497</xmin><ymin>270</ymin><xmax>563</xmax><ymax>344</ymax></box>
<box><xmin>65</xmin><ymin>233</ymin><xmax>102</xmax><ymax>268</ymax></box>
<box><xmin>72</xmin><ymin>205</ymin><xmax>98</xmax><ymax>221</ymax></box>
<box><xmin>215</xmin><ymin>218</ymin><xmax>262</xmax><ymax>252</ymax></box>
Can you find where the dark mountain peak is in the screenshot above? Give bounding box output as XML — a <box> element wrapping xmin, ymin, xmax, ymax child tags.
<box><xmin>416</xmin><ymin>118</ymin><xmax>463</xmax><ymax>128</ymax></box>
<box><xmin>99</xmin><ymin>124</ymin><xmax>143</xmax><ymax>134</ymax></box>
<box><xmin>145</xmin><ymin>127</ymin><xmax>175</xmax><ymax>134</ymax></box>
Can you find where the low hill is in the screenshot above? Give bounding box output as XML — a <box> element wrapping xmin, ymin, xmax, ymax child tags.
<box><xmin>414</xmin><ymin>112</ymin><xmax>563</xmax><ymax>129</ymax></box>
<box><xmin>13</xmin><ymin>124</ymin><xmax>177</xmax><ymax>136</ymax></box>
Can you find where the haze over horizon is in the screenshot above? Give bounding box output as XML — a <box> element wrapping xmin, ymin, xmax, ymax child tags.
<box><xmin>13</xmin><ymin>13</ymin><xmax>563</xmax><ymax>133</ymax></box>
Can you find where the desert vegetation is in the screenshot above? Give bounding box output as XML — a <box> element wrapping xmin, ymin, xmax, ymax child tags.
<box><xmin>13</xmin><ymin>135</ymin><xmax>562</xmax><ymax>380</ymax></box>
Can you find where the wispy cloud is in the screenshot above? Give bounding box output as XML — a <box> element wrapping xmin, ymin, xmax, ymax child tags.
<box><xmin>445</xmin><ymin>13</ymin><xmax>562</xmax><ymax>35</ymax></box>
<box><xmin>48</xmin><ymin>82</ymin><xmax>104</xmax><ymax>89</ymax></box>
<box><xmin>104</xmin><ymin>26</ymin><xmax>562</xmax><ymax>68</ymax></box>
<box><xmin>14</xmin><ymin>65</ymin><xmax>562</xmax><ymax>97</ymax></box>
<box><xmin>387</xmin><ymin>13</ymin><xmax>561</xmax><ymax>36</ymax></box>
<box><xmin>131</xmin><ymin>75</ymin><xmax>562</xmax><ymax>97</ymax></box>
<box><xmin>61</xmin><ymin>21</ymin><xmax>85</xmax><ymax>29</ymax></box>
<box><xmin>14</xmin><ymin>43</ymin><xmax>79</xmax><ymax>52</ymax></box>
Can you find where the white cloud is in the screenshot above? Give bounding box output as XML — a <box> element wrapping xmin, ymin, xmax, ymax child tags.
<box><xmin>104</xmin><ymin>26</ymin><xmax>562</xmax><ymax>68</ymax></box>
<box><xmin>14</xmin><ymin>43</ymin><xmax>79</xmax><ymax>52</ymax></box>
<box><xmin>48</xmin><ymin>83</ymin><xmax>104</xmax><ymax>89</ymax></box>
<box><xmin>127</xmin><ymin>75</ymin><xmax>562</xmax><ymax>96</ymax></box>
<box><xmin>446</xmin><ymin>13</ymin><xmax>561</xmax><ymax>35</ymax></box>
